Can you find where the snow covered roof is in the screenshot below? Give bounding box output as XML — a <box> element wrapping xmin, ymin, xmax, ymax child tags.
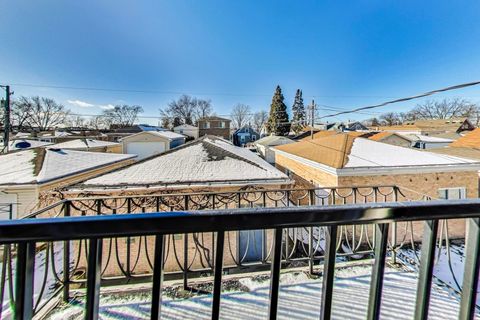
<box><xmin>274</xmin><ymin>134</ymin><xmax>478</xmax><ymax>171</ymax></box>
<box><xmin>120</xmin><ymin>131</ymin><xmax>186</xmax><ymax>142</ymax></box>
<box><xmin>173</xmin><ymin>124</ymin><xmax>198</xmax><ymax>130</ymax></box>
<box><xmin>402</xmin><ymin>134</ymin><xmax>453</xmax><ymax>143</ymax></box>
<box><xmin>0</xmin><ymin>148</ymin><xmax>136</xmax><ymax>186</ymax></box>
<box><xmin>9</xmin><ymin>139</ymin><xmax>53</xmax><ymax>151</ymax></box>
<box><xmin>14</xmin><ymin>132</ymin><xmax>31</xmax><ymax>138</ymax></box>
<box><xmin>429</xmin><ymin>147</ymin><xmax>480</xmax><ymax>161</ymax></box>
<box><xmin>137</xmin><ymin>125</ymin><xmax>168</xmax><ymax>131</ymax></box>
<box><xmin>72</xmin><ymin>135</ymin><xmax>291</xmax><ymax>190</ymax></box>
<box><xmin>50</xmin><ymin>139</ymin><xmax>119</xmax><ymax>149</ymax></box>
<box><xmin>254</xmin><ymin>135</ymin><xmax>294</xmax><ymax>147</ymax></box>
<box><xmin>369</xmin><ymin>132</ymin><xmax>453</xmax><ymax>143</ymax></box>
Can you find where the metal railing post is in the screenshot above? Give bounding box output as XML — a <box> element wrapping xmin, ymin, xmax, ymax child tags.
<box><xmin>15</xmin><ymin>241</ymin><xmax>35</xmax><ymax>320</ymax></box>
<box><xmin>63</xmin><ymin>201</ymin><xmax>71</xmax><ymax>302</ymax></box>
<box><xmin>367</xmin><ymin>223</ymin><xmax>389</xmax><ymax>320</ymax></box>
<box><xmin>414</xmin><ymin>220</ymin><xmax>438</xmax><ymax>320</ymax></box>
<box><xmin>85</xmin><ymin>238</ymin><xmax>102</xmax><ymax>320</ymax></box>
<box><xmin>183</xmin><ymin>196</ymin><xmax>189</xmax><ymax>290</ymax></box>
<box><xmin>211</xmin><ymin>231</ymin><xmax>225</xmax><ymax>320</ymax></box>
<box><xmin>268</xmin><ymin>227</ymin><xmax>283</xmax><ymax>320</ymax></box>
<box><xmin>320</xmin><ymin>225</ymin><xmax>338</xmax><ymax>320</ymax></box>
<box><xmin>459</xmin><ymin>218</ymin><xmax>480</xmax><ymax>320</ymax></box>
<box><xmin>150</xmin><ymin>235</ymin><xmax>164</xmax><ymax>320</ymax></box>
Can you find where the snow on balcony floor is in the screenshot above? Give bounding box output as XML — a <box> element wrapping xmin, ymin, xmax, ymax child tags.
<box><xmin>48</xmin><ymin>265</ymin><xmax>467</xmax><ymax>320</ymax></box>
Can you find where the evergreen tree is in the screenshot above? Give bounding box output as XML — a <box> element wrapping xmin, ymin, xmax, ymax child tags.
<box><xmin>267</xmin><ymin>86</ymin><xmax>290</xmax><ymax>136</ymax></box>
<box><xmin>290</xmin><ymin>89</ymin><xmax>305</xmax><ymax>134</ymax></box>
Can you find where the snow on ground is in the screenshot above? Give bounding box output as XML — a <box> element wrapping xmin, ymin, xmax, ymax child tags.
<box><xmin>0</xmin><ymin>243</ymin><xmax>66</xmax><ymax>319</ymax></box>
<box><xmin>398</xmin><ymin>242</ymin><xmax>472</xmax><ymax>299</ymax></box>
<box><xmin>47</xmin><ymin>265</ymin><xmax>468</xmax><ymax>320</ymax></box>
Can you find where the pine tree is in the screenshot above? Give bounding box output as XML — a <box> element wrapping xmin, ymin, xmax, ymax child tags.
<box><xmin>290</xmin><ymin>89</ymin><xmax>305</xmax><ymax>135</ymax></box>
<box><xmin>267</xmin><ymin>86</ymin><xmax>290</xmax><ymax>136</ymax></box>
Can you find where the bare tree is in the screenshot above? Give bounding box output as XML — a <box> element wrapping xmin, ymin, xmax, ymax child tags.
<box><xmin>87</xmin><ymin>115</ymin><xmax>109</xmax><ymax>130</ymax></box>
<box><xmin>362</xmin><ymin>117</ymin><xmax>380</xmax><ymax>127</ymax></box>
<box><xmin>410</xmin><ymin>98</ymin><xmax>477</xmax><ymax>120</ymax></box>
<box><xmin>160</xmin><ymin>116</ymin><xmax>170</xmax><ymax>129</ymax></box>
<box><xmin>160</xmin><ymin>95</ymin><xmax>212</xmax><ymax>126</ymax></box>
<box><xmin>103</xmin><ymin>104</ymin><xmax>143</xmax><ymax>128</ymax></box>
<box><xmin>231</xmin><ymin>104</ymin><xmax>251</xmax><ymax>129</ymax></box>
<box><xmin>13</xmin><ymin>96</ymin><xmax>70</xmax><ymax>130</ymax></box>
<box><xmin>379</xmin><ymin>112</ymin><xmax>400</xmax><ymax>126</ymax></box>
<box><xmin>11</xmin><ymin>96</ymin><xmax>34</xmax><ymax>130</ymax></box>
<box><xmin>253</xmin><ymin>110</ymin><xmax>268</xmax><ymax>133</ymax></box>
<box><xmin>67</xmin><ymin>115</ymin><xmax>86</xmax><ymax>128</ymax></box>
<box><xmin>196</xmin><ymin>99</ymin><xmax>213</xmax><ymax>119</ymax></box>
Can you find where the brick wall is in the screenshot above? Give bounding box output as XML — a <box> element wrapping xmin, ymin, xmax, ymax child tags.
<box><xmin>275</xmin><ymin>153</ymin><xmax>338</xmax><ymax>186</ymax></box>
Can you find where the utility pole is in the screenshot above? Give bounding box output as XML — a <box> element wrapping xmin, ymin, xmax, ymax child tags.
<box><xmin>1</xmin><ymin>85</ymin><xmax>12</xmax><ymax>153</ymax></box>
<box><xmin>310</xmin><ymin>99</ymin><xmax>315</xmax><ymax>139</ymax></box>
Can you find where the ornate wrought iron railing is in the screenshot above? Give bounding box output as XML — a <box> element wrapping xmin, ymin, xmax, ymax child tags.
<box><xmin>0</xmin><ymin>199</ymin><xmax>479</xmax><ymax>319</ymax></box>
<box><xmin>0</xmin><ymin>185</ymin><xmax>449</xmax><ymax>319</ymax></box>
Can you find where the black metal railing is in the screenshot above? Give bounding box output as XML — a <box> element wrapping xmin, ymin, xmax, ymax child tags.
<box><xmin>1</xmin><ymin>199</ymin><xmax>479</xmax><ymax>319</ymax></box>
<box><xmin>0</xmin><ymin>185</ymin><xmax>440</xmax><ymax>318</ymax></box>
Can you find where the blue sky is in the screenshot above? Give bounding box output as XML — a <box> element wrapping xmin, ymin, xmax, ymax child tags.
<box><xmin>1</xmin><ymin>1</ymin><xmax>480</xmax><ymax>124</ymax></box>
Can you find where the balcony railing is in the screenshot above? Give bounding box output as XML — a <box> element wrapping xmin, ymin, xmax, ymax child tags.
<box><xmin>0</xmin><ymin>199</ymin><xmax>479</xmax><ymax>319</ymax></box>
<box><xmin>2</xmin><ymin>185</ymin><xmax>469</xmax><ymax>319</ymax></box>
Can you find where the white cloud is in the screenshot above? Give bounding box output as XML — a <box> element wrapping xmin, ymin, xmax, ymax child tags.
<box><xmin>99</xmin><ymin>104</ymin><xmax>116</xmax><ymax>110</ymax></box>
<box><xmin>67</xmin><ymin>99</ymin><xmax>95</xmax><ymax>108</ymax></box>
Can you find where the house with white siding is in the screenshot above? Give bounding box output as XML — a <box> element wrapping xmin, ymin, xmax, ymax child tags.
<box><xmin>0</xmin><ymin>148</ymin><xmax>136</xmax><ymax>219</ymax></box>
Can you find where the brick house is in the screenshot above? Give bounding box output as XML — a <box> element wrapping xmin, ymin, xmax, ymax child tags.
<box><xmin>273</xmin><ymin>133</ymin><xmax>480</xmax><ymax>200</ymax></box>
<box><xmin>197</xmin><ymin>116</ymin><xmax>231</xmax><ymax>139</ymax></box>
<box><xmin>273</xmin><ymin>133</ymin><xmax>480</xmax><ymax>241</ymax></box>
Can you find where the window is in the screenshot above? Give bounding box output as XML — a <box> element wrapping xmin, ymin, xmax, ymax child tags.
<box><xmin>220</xmin><ymin>121</ymin><xmax>225</xmax><ymax>128</ymax></box>
<box><xmin>204</xmin><ymin>122</ymin><xmax>210</xmax><ymax>129</ymax></box>
<box><xmin>438</xmin><ymin>187</ymin><xmax>466</xmax><ymax>200</ymax></box>
<box><xmin>252</xmin><ymin>135</ymin><xmax>257</xmax><ymax>141</ymax></box>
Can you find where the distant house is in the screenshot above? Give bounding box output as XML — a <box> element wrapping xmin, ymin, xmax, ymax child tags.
<box><xmin>346</xmin><ymin>121</ymin><xmax>368</xmax><ymax>131</ymax></box>
<box><xmin>121</xmin><ymin>131</ymin><xmax>186</xmax><ymax>160</ymax></box>
<box><xmin>232</xmin><ymin>125</ymin><xmax>260</xmax><ymax>146</ymax></box>
<box><xmin>198</xmin><ymin>117</ymin><xmax>231</xmax><ymax>139</ymax></box>
<box><xmin>106</xmin><ymin>124</ymin><xmax>168</xmax><ymax>142</ymax></box>
<box><xmin>254</xmin><ymin>135</ymin><xmax>295</xmax><ymax>164</ymax></box>
<box><xmin>369</xmin><ymin>132</ymin><xmax>453</xmax><ymax>149</ymax></box>
<box><xmin>50</xmin><ymin>139</ymin><xmax>122</xmax><ymax>153</ymax></box>
<box><xmin>371</xmin><ymin>118</ymin><xmax>475</xmax><ymax>135</ymax></box>
<box><xmin>273</xmin><ymin>133</ymin><xmax>480</xmax><ymax>200</ymax></box>
<box><xmin>0</xmin><ymin>148</ymin><xmax>135</xmax><ymax>218</ymax></box>
<box><xmin>36</xmin><ymin>130</ymin><xmax>72</xmax><ymax>143</ymax></box>
<box><xmin>173</xmin><ymin>124</ymin><xmax>199</xmax><ymax>139</ymax></box>
<box><xmin>69</xmin><ymin>135</ymin><xmax>291</xmax><ymax>195</ymax></box>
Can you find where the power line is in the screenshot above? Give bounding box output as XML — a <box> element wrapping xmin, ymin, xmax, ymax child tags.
<box><xmin>7</xmin><ymin>82</ymin><xmax>406</xmax><ymax>99</ymax></box>
<box><xmin>317</xmin><ymin>81</ymin><xmax>480</xmax><ymax>120</ymax></box>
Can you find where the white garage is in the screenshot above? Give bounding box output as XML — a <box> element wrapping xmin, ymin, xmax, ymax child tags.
<box><xmin>125</xmin><ymin>141</ymin><xmax>166</xmax><ymax>159</ymax></box>
<box><xmin>121</xmin><ymin>131</ymin><xmax>186</xmax><ymax>160</ymax></box>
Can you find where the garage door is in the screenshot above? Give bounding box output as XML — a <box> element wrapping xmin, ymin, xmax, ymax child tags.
<box><xmin>127</xmin><ymin>142</ymin><xmax>166</xmax><ymax>160</ymax></box>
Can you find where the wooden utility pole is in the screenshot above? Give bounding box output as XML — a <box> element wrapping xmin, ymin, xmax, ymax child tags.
<box><xmin>310</xmin><ymin>99</ymin><xmax>315</xmax><ymax>139</ymax></box>
<box><xmin>1</xmin><ymin>85</ymin><xmax>12</xmax><ymax>153</ymax></box>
